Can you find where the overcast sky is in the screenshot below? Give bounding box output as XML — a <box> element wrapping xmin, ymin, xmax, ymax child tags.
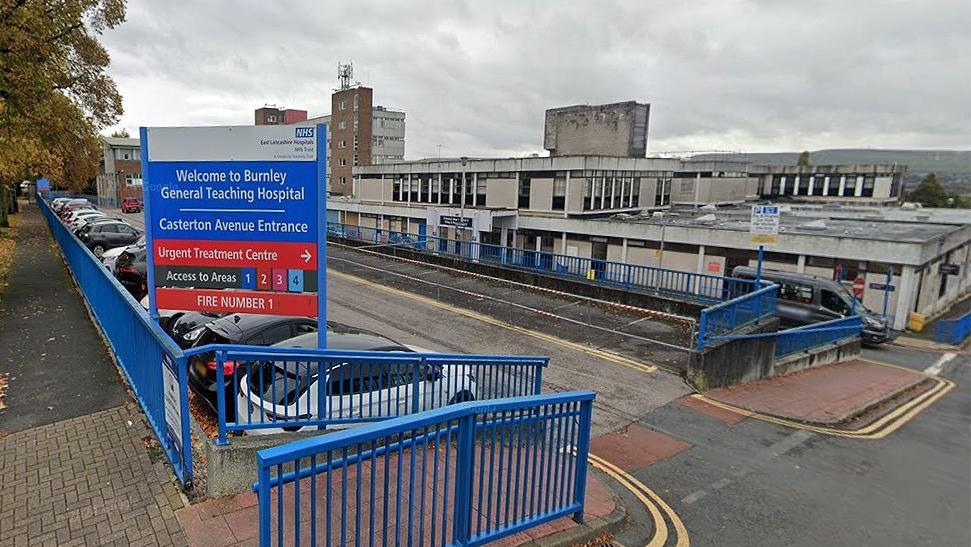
<box><xmin>102</xmin><ymin>0</ymin><xmax>971</xmax><ymax>158</ymax></box>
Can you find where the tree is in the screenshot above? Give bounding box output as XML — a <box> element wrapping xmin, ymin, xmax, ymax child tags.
<box><xmin>797</xmin><ymin>150</ymin><xmax>811</xmax><ymax>166</ymax></box>
<box><xmin>906</xmin><ymin>173</ymin><xmax>949</xmax><ymax>207</ymax></box>
<box><xmin>110</xmin><ymin>129</ymin><xmax>130</xmax><ymax>138</ymax></box>
<box><xmin>0</xmin><ymin>0</ymin><xmax>126</xmax><ymax>192</ymax></box>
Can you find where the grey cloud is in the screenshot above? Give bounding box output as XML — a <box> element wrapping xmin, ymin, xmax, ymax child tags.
<box><xmin>102</xmin><ymin>0</ymin><xmax>971</xmax><ymax>156</ymax></box>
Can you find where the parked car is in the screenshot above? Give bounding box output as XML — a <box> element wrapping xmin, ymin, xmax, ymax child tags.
<box><xmin>64</xmin><ymin>208</ymin><xmax>102</xmax><ymax>226</ymax></box>
<box><xmin>121</xmin><ymin>198</ymin><xmax>142</xmax><ymax>213</ymax></box>
<box><xmin>51</xmin><ymin>198</ymin><xmax>72</xmax><ymax>211</ymax></box>
<box><xmin>731</xmin><ymin>266</ymin><xmax>893</xmax><ymax>345</ymax></box>
<box><xmin>236</xmin><ymin>327</ymin><xmax>474</xmax><ymax>433</ymax></box>
<box><xmin>186</xmin><ymin>314</ymin><xmax>319</xmax><ymax>409</ymax></box>
<box><xmin>169</xmin><ymin>311</ymin><xmax>227</xmax><ymax>348</ymax></box>
<box><xmin>101</xmin><ymin>235</ymin><xmax>145</xmax><ymax>271</ymax></box>
<box><xmin>72</xmin><ymin>214</ymin><xmax>123</xmax><ymax>234</ymax></box>
<box><xmin>78</xmin><ymin>221</ymin><xmax>141</xmax><ymax>256</ymax></box>
<box><xmin>58</xmin><ymin>199</ymin><xmax>93</xmax><ymax>218</ymax></box>
<box><xmin>114</xmin><ymin>242</ymin><xmax>147</xmax><ymax>299</ymax></box>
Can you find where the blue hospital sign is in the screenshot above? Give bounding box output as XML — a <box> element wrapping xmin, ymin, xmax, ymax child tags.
<box><xmin>142</xmin><ymin>124</ymin><xmax>327</xmax><ymax>318</ymax></box>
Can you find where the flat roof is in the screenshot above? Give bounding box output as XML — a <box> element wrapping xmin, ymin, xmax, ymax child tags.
<box><xmin>597</xmin><ymin>203</ymin><xmax>968</xmax><ymax>244</ymax></box>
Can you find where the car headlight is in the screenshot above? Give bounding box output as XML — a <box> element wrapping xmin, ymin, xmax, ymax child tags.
<box><xmin>864</xmin><ymin>317</ymin><xmax>882</xmax><ymax>329</ymax></box>
<box><xmin>183</xmin><ymin>327</ymin><xmax>204</xmax><ymax>341</ymax></box>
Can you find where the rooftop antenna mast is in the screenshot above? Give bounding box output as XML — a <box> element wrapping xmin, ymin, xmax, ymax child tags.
<box><xmin>338</xmin><ymin>62</ymin><xmax>354</xmax><ymax>90</ymax></box>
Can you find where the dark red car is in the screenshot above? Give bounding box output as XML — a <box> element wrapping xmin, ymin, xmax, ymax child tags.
<box><xmin>121</xmin><ymin>198</ymin><xmax>142</xmax><ymax>213</ymax></box>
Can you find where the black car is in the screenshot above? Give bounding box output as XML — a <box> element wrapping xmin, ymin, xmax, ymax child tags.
<box><xmin>78</xmin><ymin>221</ymin><xmax>141</xmax><ymax>256</ymax></box>
<box><xmin>73</xmin><ymin>215</ymin><xmax>126</xmax><ymax>235</ymax></box>
<box><xmin>169</xmin><ymin>311</ymin><xmax>226</xmax><ymax>348</ymax></box>
<box><xmin>187</xmin><ymin>314</ymin><xmax>319</xmax><ymax>408</ymax></box>
<box><xmin>114</xmin><ymin>242</ymin><xmax>147</xmax><ymax>300</ymax></box>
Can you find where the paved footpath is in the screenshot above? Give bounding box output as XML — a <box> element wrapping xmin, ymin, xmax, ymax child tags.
<box><xmin>0</xmin><ymin>203</ymin><xmax>187</xmax><ymax>546</ymax></box>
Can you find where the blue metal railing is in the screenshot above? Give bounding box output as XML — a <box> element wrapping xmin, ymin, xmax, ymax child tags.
<box><xmin>773</xmin><ymin>316</ymin><xmax>863</xmax><ymax>357</ymax></box>
<box><xmin>38</xmin><ymin>195</ymin><xmax>193</xmax><ymax>485</ymax></box>
<box><xmin>255</xmin><ymin>390</ymin><xmax>595</xmax><ymax>547</ymax></box>
<box><xmin>186</xmin><ymin>345</ymin><xmax>547</xmax><ymax>445</ymax></box>
<box><xmin>696</xmin><ymin>283</ymin><xmax>779</xmax><ymax>350</ymax></box>
<box><xmin>934</xmin><ymin>310</ymin><xmax>971</xmax><ymax>345</ymax></box>
<box><xmin>328</xmin><ymin>222</ymin><xmax>758</xmax><ymax>305</ymax></box>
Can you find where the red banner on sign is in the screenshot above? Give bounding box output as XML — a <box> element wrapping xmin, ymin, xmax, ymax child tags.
<box><xmin>156</xmin><ymin>288</ymin><xmax>317</xmax><ymax>317</ymax></box>
<box><xmin>153</xmin><ymin>239</ymin><xmax>316</xmax><ymax>269</ymax></box>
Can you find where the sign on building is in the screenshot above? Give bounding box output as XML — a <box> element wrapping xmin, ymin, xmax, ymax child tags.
<box><xmin>750</xmin><ymin>204</ymin><xmax>780</xmax><ymax>245</ymax></box>
<box><xmin>142</xmin><ymin>125</ymin><xmax>326</xmax><ymax>319</ymax></box>
<box><xmin>439</xmin><ymin>214</ymin><xmax>473</xmax><ymax>228</ymax></box>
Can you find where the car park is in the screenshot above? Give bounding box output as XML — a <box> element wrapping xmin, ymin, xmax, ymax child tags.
<box><xmin>186</xmin><ymin>314</ymin><xmax>319</xmax><ymax>409</ymax></box>
<box><xmin>236</xmin><ymin>327</ymin><xmax>475</xmax><ymax>433</ymax></box>
<box><xmin>78</xmin><ymin>221</ymin><xmax>141</xmax><ymax>256</ymax></box>
<box><xmin>121</xmin><ymin>197</ymin><xmax>142</xmax><ymax>213</ymax></box>
<box><xmin>732</xmin><ymin>266</ymin><xmax>893</xmax><ymax>344</ymax></box>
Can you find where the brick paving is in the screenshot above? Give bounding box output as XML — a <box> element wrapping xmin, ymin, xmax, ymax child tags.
<box><xmin>677</xmin><ymin>395</ymin><xmax>747</xmax><ymax>425</ymax></box>
<box><xmin>705</xmin><ymin>359</ymin><xmax>926</xmax><ymax>424</ymax></box>
<box><xmin>0</xmin><ymin>404</ymin><xmax>189</xmax><ymax>546</ymax></box>
<box><xmin>589</xmin><ymin>423</ymin><xmax>692</xmax><ymax>471</ymax></box>
<box><xmin>176</xmin><ymin>443</ymin><xmax>617</xmax><ymax>547</ymax></box>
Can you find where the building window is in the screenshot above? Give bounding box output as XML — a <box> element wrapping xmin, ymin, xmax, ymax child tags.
<box><xmin>518</xmin><ymin>179</ymin><xmax>531</xmax><ymax>209</ymax></box>
<box><xmin>353</xmin><ymin>94</ymin><xmax>359</xmax><ymax>110</ymax></box>
<box><xmin>843</xmin><ymin>176</ymin><xmax>856</xmax><ymax>196</ymax></box>
<box><xmin>338</xmin><ymin>120</ymin><xmax>346</xmax><ymax>130</ymax></box>
<box><xmin>862</xmin><ymin>176</ymin><xmax>875</xmax><ymax>197</ymax></box>
<box><xmin>339</xmin><ymin>100</ymin><xmax>347</xmax><ymax>111</ymax></box>
<box><xmin>339</xmin><ymin>158</ymin><xmax>347</xmax><ymax>167</ymax></box>
<box><xmin>267</xmin><ymin>115</ymin><xmax>277</xmax><ymax>123</ymax></box>
<box><xmin>552</xmin><ymin>176</ymin><xmax>566</xmax><ymax>211</ymax></box>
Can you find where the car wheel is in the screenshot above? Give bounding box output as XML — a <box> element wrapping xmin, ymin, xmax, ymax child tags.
<box><xmin>448</xmin><ymin>391</ymin><xmax>475</xmax><ymax>405</ymax></box>
<box><xmin>92</xmin><ymin>244</ymin><xmax>105</xmax><ymax>257</ymax></box>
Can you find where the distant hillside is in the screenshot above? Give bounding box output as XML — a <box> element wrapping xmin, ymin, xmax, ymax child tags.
<box><xmin>692</xmin><ymin>149</ymin><xmax>971</xmax><ymax>175</ymax></box>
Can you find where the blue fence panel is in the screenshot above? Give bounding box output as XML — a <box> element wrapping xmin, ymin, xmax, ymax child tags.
<box><xmin>328</xmin><ymin>222</ymin><xmax>757</xmax><ymax>305</ymax></box>
<box><xmin>697</xmin><ymin>283</ymin><xmax>779</xmax><ymax>350</ymax></box>
<box><xmin>773</xmin><ymin>316</ymin><xmax>863</xmax><ymax>357</ymax></box>
<box><xmin>38</xmin><ymin>196</ymin><xmax>193</xmax><ymax>486</ymax></box>
<box><xmin>934</xmin><ymin>311</ymin><xmax>971</xmax><ymax>345</ymax></box>
<box><xmin>255</xmin><ymin>391</ymin><xmax>595</xmax><ymax>547</ymax></box>
<box><xmin>192</xmin><ymin>345</ymin><xmax>548</xmax><ymax>445</ymax></box>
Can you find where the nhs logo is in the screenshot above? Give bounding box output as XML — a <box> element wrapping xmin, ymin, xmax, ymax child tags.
<box><xmin>295</xmin><ymin>127</ymin><xmax>314</xmax><ymax>139</ymax></box>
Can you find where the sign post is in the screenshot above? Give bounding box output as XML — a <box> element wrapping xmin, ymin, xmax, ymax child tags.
<box><xmin>142</xmin><ymin>124</ymin><xmax>328</xmax><ymax>347</ymax></box>
<box><xmin>749</xmin><ymin>205</ymin><xmax>781</xmax><ymax>285</ymax></box>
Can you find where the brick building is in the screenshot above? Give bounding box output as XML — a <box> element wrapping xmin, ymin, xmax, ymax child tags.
<box><xmin>254</xmin><ymin>105</ymin><xmax>308</xmax><ymax>125</ymax></box>
<box><xmin>96</xmin><ymin>136</ymin><xmax>143</xmax><ymax>205</ymax></box>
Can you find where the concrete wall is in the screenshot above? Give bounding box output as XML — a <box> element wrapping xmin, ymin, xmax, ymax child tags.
<box><xmin>486</xmin><ymin>178</ymin><xmax>517</xmax><ymax>208</ymax></box>
<box><xmin>567</xmin><ymin>176</ymin><xmax>585</xmax><ymax>213</ymax></box>
<box><xmin>543</xmin><ymin>101</ymin><xmax>649</xmax><ymax>157</ymax></box>
<box><xmin>528</xmin><ymin>178</ymin><xmax>553</xmax><ymax>211</ymax></box>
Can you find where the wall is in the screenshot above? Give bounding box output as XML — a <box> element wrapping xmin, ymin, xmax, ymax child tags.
<box><xmin>486</xmin><ymin>178</ymin><xmax>517</xmax><ymax>208</ymax></box>
<box><xmin>528</xmin><ymin>178</ymin><xmax>553</xmax><ymax>211</ymax></box>
<box><xmin>543</xmin><ymin>102</ymin><xmax>650</xmax><ymax>157</ymax></box>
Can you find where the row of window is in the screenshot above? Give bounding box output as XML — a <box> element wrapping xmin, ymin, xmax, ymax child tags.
<box><xmin>768</xmin><ymin>175</ymin><xmax>877</xmax><ymax>198</ymax></box>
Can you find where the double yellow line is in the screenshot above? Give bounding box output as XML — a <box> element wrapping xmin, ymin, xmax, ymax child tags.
<box><xmin>330</xmin><ymin>269</ymin><xmax>658</xmax><ymax>374</ymax></box>
<box><xmin>692</xmin><ymin>372</ymin><xmax>955</xmax><ymax>440</ymax></box>
<box><xmin>584</xmin><ymin>452</ymin><xmax>689</xmax><ymax>547</ymax></box>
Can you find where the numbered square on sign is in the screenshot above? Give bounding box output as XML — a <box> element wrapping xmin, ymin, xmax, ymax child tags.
<box><xmin>272</xmin><ymin>269</ymin><xmax>287</xmax><ymax>291</ymax></box>
<box><xmin>287</xmin><ymin>270</ymin><xmax>305</xmax><ymax>292</ymax></box>
<box><xmin>240</xmin><ymin>268</ymin><xmax>256</xmax><ymax>290</ymax></box>
<box><xmin>256</xmin><ymin>268</ymin><xmax>272</xmax><ymax>291</ymax></box>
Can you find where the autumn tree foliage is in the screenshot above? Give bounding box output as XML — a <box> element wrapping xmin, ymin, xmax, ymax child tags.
<box><xmin>0</xmin><ymin>0</ymin><xmax>126</xmax><ymax>191</ymax></box>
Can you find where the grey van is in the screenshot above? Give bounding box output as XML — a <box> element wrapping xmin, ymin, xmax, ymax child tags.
<box><xmin>732</xmin><ymin>266</ymin><xmax>893</xmax><ymax>345</ymax></box>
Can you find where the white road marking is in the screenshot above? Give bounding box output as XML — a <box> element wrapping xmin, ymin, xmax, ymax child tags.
<box><xmin>924</xmin><ymin>352</ymin><xmax>956</xmax><ymax>376</ymax></box>
<box><xmin>681</xmin><ymin>429</ymin><xmax>814</xmax><ymax>504</ymax></box>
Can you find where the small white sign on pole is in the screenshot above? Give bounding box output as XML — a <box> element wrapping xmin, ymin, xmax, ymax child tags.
<box><xmin>750</xmin><ymin>205</ymin><xmax>781</xmax><ymax>245</ymax></box>
<box><xmin>162</xmin><ymin>355</ymin><xmax>183</xmax><ymax>454</ymax></box>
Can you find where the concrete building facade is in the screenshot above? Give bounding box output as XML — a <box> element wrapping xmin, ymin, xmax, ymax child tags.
<box><xmin>333</xmin><ymin>155</ymin><xmax>966</xmax><ymax>330</ymax></box>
